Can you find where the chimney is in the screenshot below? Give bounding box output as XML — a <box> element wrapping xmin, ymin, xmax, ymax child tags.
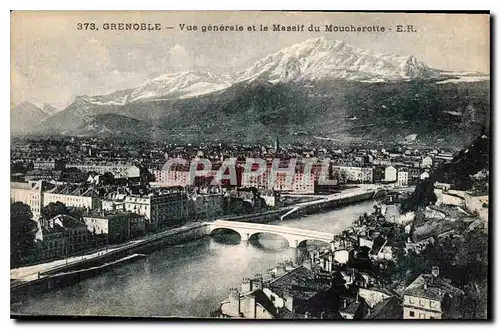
<box><xmin>367</xmin><ymin>308</ymin><xmax>371</xmax><ymax>316</ymax></box>
<box><xmin>432</xmin><ymin>266</ymin><xmax>440</xmax><ymax>277</ymax></box>
<box><xmin>241</xmin><ymin>277</ymin><xmax>252</xmax><ymax>293</ymax></box>
<box><xmin>253</xmin><ymin>274</ymin><xmax>263</xmax><ymax>290</ymax></box>
<box><xmin>424</xmin><ymin>280</ymin><xmax>428</xmax><ymax>290</ymax></box>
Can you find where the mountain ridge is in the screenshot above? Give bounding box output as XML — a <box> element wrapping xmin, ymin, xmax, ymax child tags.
<box><xmin>11</xmin><ymin>102</ymin><xmax>51</xmax><ymax>134</ymax></box>
<box><xmin>13</xmin><ymin>37</ymin><xmax>490</xmax><ymax>146</ymax></box>
<box><xmin>57</xmin><ymin>37</ymin><xmax>445</xmax><ymax>107</ymax></box>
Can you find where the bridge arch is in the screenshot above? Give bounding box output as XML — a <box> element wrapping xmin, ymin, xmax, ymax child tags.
<box><xmin>248</xmin><ymin>232</ymin><xmax>291</xmax><ymax>248</ymax></box>
<box><xmin>296</xmin><ymin>238</ymin><xmax>331</xmax><ymax>249</ymax></box>
<box><xmin>209</xmin><ymin>227</ymin><xmax>245</xmax><ymax>241</ymax></box>
<box><xmin>206</xmin><ymin>220</ymin><xmax>335</xmax><ymax>249</ymax></box>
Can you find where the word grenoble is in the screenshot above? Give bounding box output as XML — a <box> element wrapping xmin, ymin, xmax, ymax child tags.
<box><xmin>103</xmin><ymin>23</ymin><xmax>162</xmax><ymax>31</ymax></box>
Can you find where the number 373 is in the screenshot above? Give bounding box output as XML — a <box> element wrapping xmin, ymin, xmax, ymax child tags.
<box><xmin>77</xmin><ymin>23</ymin><xmax>98</xmax><ymax>30</ymax></box>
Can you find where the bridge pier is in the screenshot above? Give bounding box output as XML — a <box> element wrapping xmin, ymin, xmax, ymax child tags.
<box><xmin>240</xmin><ymin>233</ymin><xmax>250</xmax><ymax>242</ymax></box>
<box><xmin>289</xmin><ymin>239</ymin><xmax>299</xmax><ymax>248</ymax></box>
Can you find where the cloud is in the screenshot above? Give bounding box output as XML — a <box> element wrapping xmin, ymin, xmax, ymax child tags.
<box><xmin>168</xmin><ymin>44</ymin><xmax>193</xmax><ymax>71</ymax></box>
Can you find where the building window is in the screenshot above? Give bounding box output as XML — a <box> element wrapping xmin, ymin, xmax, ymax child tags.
<box><xmin>409</xmin><ymin>311</ymin><xmax>415</xmax><ymax>317</ymax></box>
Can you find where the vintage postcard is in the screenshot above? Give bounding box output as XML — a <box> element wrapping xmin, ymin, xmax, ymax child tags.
<box><xmin>10</xmin><ymin>11</ymin><xmax>490</xmax><ymax>320</ymax></box>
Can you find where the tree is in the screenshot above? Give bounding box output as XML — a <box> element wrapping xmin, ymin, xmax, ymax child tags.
<box><xmin>11</xmin><ymin>202</ymin><xmax>37</xmax><ymax>266</ymax></box>
<box><xmin>400</xmin><ymin>179</ymin><xmax>437</xmax><ymax>212</ymax></box>
<box><xmin>101</xmin><ymin>172</ymin><xmax>115</xmax><ymax>185</ymax></box>
<box><xmin>431</xmin><ymin>130</ymin><xmax>489</xmax><ymax>190</ymax></box>
<box><xmin>462</xmin><ymin>281</ymin><xmax>488</xmax><ymax>319</ymax></box>
<box><xmin>41</xmin><ymin>201</ymin><xmax>69</xmax><ymax>220</ymax></box>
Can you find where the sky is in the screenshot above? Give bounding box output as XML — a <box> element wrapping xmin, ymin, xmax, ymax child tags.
<box><xmin>11</xmin><ymin>11</ymin><xmax>490</xmax><ymax>109</ymax></box>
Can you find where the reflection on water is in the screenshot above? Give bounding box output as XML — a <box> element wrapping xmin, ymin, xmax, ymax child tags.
<box><xmin>11</xmin><ymin>200</ymin><xmax>377</xmax><ymax>318</ymax></box>
<box><xmin>249</xmin><ymin>233</ymin><xmax>290</xmax><ymax>250</ymax></box>
<box><xmin>210</xmin><ymin>229</ymin><xmax>241</xmax><ymax>245</ymax></box>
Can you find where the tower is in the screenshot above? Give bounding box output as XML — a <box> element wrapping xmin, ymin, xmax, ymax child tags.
<box><xmin>227</xmin><ymin>288</ymin><xmax>241</xmax><ymax>317</ymax></box>
<box><xmin>274</xmin><ymin>136</ymin><xmax>280</xmax><ymax>152</ymax></box>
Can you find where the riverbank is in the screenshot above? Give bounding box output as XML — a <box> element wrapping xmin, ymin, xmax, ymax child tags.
<box><xmin>281</xmin><ymin>185</ymin><xmax>387</xmax><ymax>220</ymax></box>
<box><xmin>11</xmin><ymin>254</ymin><xmax>147</xmax><ymax>305</ymax></box>
<box><xmin>11</xmin><ymin>187</ymin><xmax>389</xmax><ymax>305</ymax></box>
<box><xmin>11</xmin><ymin>222</ymin><xmax>209</xmax><ymax>302</ymax></box>
<box><xmin>11</xmin><ymin>199</ymin><xmax>380</xmax><ymax>317</ymax></box>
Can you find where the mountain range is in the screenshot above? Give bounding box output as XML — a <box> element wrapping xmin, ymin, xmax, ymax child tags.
<box><xmin>11</xmin><ymin>102</ymin><xmax>59</xmax><ymax>134</ymax></box>
<box><xmin>12</xmin><ymin>37</ymin><xmax>490</xmax><ymax>146</ymax></box>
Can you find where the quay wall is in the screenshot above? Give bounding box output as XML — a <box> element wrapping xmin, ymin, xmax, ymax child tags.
<box><xmin>41</xmin><ymin>223</ymin><xmax>210</xmax><ymax>277</ymax></box>
<box><xmin>11</xmin><ymin>254</ymin><xmax>147</xmax><ymax>304</ymax></box>
<box><xmin>11</xmin><ymin>224</ymin><xmax>209</xmax><ymax>303</ymax></box>
<box><xmin>219</xmin><ymin>209</ymin><xmax>288</xmax><ymax>224</ymax></box>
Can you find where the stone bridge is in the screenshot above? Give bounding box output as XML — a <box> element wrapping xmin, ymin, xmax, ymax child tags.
<box><xmin>207</xmin><ymin>220</ymin><xmax>335</xmax><ymax>248</ymax></box>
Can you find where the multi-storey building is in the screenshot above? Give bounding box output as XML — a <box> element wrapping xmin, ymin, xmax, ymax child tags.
<box><xmin>66</xmin><ymin>163</ymin><xmax>141</xmax><ymax>179</ymax></box>
<box><xmin>33</xmin><ymin>159</ymin><xmax>66</xmax><ymax>171</ymax></box>
<box><xmin>37</xmin><ymin>214</ymin><xmax>90</xmax><ymax>259</ymax></box>
<box><xmin>331</xmin><ymin>166</ymin><xmax>374</xmax><ymax>184</ymax></box>
<box><xmin>10</xmin><ymin>181</ymin><xmax>50</xmax><ymax>220</ymax></box>
<box><xmin>124</xmin><ymin>191</ymin><xmax>190</xmax><ymax>228</ymax></box>
<box><xmin>128</xmin><ymin>212</ymin><xmax>146</xmax><ymax>238</ymax></box>
<box><xmin>407</xmin><ymin>167</ymin><xmax>424</xmax><ymax>183</ymax></box>
<box><xmin>403</xmin><ymin>268</ymin><xmax>464</xmax><ymax>319</ymax></box>
<box><xmin>43</xmin><ymin>185</ymin><xmax>101</xmax><ymax>210</ymax></box>
<box><xmin>397</xmin><ymin>171</ymin><xmax>409</xmax><ymax>186</ymax></box>
<box><xmin>421</xmin><ymin>156</ymin><xmax>433</xmax><ymax>168</ymax></box>
<box><xmin>152</xmin><ymin>168</ymin><xmax>191</xmax><ymax>187</ymax></box>
<box><xmin>384</xmin><ymin>166</ymin><xmax>397</xmax><ymax>182</ymax></box>
<box><xmin>82</xmin><ymin>211</ymin><xmax>134</xmax><ymax>244</ymax></box>
<box><xmin>241</xmin><ymin>165</ymin><xmax>316</xmax><ymax>193</ymax></box>
<box><xmin>25</xmin><ymin>170</ymin><xmax>56</xmax><ymax>182</ymax></box>
<box><xmin>101</xmin><ymin>190</ymin><xmax>128</xmax><ymax>212</ymax></box>
<box><xmin>241</xmin><ymin>168</ymin><xmax>271</xmax><ymax>189</ymax></box>
<box><xmin>291</xmin><ymin>173</ymin><xmax>315</xmax><ymax>194</ymax></box>
<box><xmin>190</xmin><ymin>193</ymin><xmax>224</xmax><ymax>220</ymax></box>
<box><xmin>272</xmin><ymin>172</ymin><xmax>294</xmax><ymax>191</ymax></box>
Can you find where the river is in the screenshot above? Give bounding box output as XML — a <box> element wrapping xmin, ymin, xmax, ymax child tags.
<box><xmin>11</xmin><ymin>200</ymin><xmax>379</xmax><ymax>318</ymax></box>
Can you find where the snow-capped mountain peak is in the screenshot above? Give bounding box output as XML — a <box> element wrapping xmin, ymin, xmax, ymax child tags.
<box><xmin>129</xmin><ymin>70</ymin><xmax>234</xmax><ymax>102</ymax></box>
<box><xmin>69</xmin><ymin>38</ymin><xmax>441</xmax><ymax>107</ymax></box>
